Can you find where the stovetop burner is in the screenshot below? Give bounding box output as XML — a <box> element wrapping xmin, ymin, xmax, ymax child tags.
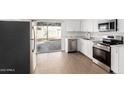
<box><xmin>101</xmin><ymin>37</ymin><xmax>123</xmax><ymax>46</ymax></box>
<box><xmin>98</xmin><ymin>42</ymin><xmax>123</xmax><ymax>46</ymax></box>
<box><xmin>98</xmin><ymin>42</ymin><xmax>111</xmax><ymax>46</ymax></box>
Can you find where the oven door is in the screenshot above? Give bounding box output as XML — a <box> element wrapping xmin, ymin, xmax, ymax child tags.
<box><xmin>93</xmin><ymin>47</ymin><xmax>111</xmax><ymax>67</ymax></box>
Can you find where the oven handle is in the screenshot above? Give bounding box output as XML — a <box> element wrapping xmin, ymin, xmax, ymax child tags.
<box><xmin>93</xmin><ymin>46</ymin><xmax>110</xmax><ymax>52</ymax></box>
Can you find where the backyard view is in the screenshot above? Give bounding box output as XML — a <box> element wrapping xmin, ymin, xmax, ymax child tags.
<box><xmin>36</xmin><ymin>26</ymin><xmax>61</xmax><ymax>41</ymax></box>
<box><xmin>36</xmin><ymin>22</ymin><xmax>61</xmax><ymax>53</ymax></box>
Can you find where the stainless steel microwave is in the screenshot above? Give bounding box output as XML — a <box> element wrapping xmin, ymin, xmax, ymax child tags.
<box><xmin>98</xmin><ymin>19</ymin><xmax>118</xmax><ymax>32</ymax></box>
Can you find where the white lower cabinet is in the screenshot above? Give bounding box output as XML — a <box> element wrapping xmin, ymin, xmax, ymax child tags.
<box><xmin>118</xmin><ymin>47</ymin><xmax>124</xmax><ymax>73</ymax></box>
<box><xmin>111</xmin><ymin>46</ymin><xmax>124</xmax><ymax>74</ymax></box>
<box><xmin>78</xmin><ymin>39</ymin><xmax>93</xmax><ymax>59</ymax></box>
<box><xmin>111</xmin><ymin>47</ymin><xmax>119</xmax><ymax>73</ymax></box>
<box><xmin>88</xmin><ymin>40</ymin><xmax>93</xmax><ymax>59</ymax></box>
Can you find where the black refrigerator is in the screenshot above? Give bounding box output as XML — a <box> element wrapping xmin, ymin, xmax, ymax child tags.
<box><xmin>0</xmin><ymin>21</ymin><xmax>30</xmax><ymax>74</ymax></box>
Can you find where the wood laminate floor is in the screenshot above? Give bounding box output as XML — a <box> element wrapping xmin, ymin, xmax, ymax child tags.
<box><xmin>34</xmin><ymin>52</ymin><xmax>109</xmax><ymax>74</ymax></box>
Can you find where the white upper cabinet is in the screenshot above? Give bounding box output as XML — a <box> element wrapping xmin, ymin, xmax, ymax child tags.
<box><xmin>118</xmin><ymin>19</ymin><xmax>124</xmax><ymax>32</ymax></box>
<box><xmin>92</xmin><ymin>20</ymin><xmax>99</xmax><ymax>32</ymax></box>
<box><xmin>81</xmin><ymin>19</ymin><xmax>99</xmax><ymax>32</ymax></box>
<box><xmin>81</xmin><ymin>19</ymin><xmax>86</xmax><ymax>32</ymax></box>
<box><xmin>81</xmin><ymin>19</ymin><xmax>93</xmax><ymax>32</ymax></box>
<box><xmin>65</xmin><ymin>20</ymin><xmax>81</xmax><ymax>32</ymax></box>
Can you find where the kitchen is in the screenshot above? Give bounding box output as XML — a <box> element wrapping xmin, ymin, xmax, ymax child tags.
<box><xmin>2</xmin><ymin>1</ymin><xmax>124</xmax><ymax>93</ymax></box>
<box><xmin>32</xmin><ymin>19</ymin><xmax>124</xmax><ymax>74</ymax></box>
<box><xmin>64</xmin><ymin>19</ymin><xmax>124</xmax><ymax>74</ymax></box>
<box><xmin>0</xmin><ymin>19</ymin><xmax>124</xmax><ymax>74</ymax></box>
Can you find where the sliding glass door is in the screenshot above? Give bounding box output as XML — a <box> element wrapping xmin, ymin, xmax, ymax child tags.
<box><xmin>36</xmin><ymin>22</ymin><xmax>61</xmax><ymax>53</ymax></box>
<box><xmin>48</xmin><ymin>26</ymin><xmax>61</xmax><ymax>40</ymax></box>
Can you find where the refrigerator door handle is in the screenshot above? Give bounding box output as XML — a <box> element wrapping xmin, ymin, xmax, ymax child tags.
<box><xmin>32</xmin><ymin>27</ymin><xmax>36</xmax><ymax>52</ymax></box>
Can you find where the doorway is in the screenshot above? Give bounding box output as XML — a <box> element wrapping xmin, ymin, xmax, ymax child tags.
<box><xmin>36</xmin><ymin>22</ymin><xmax>62</xmax><ymax>53</ymax></box>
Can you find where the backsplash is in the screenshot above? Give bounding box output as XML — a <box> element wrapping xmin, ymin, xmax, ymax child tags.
<box><xmin>90</xmin><ymin>32</ymin><xmax>124</xmax><ymax>42</ymax></box>
<box><xmin>64</xmin><ymin>31</ymin><xmax>124</xmax><ymax>42</ymax></box>
<box><xmin>91</xmin><ymin>32</ymin><xmax>124</xmax><ymax>37</ymax></box>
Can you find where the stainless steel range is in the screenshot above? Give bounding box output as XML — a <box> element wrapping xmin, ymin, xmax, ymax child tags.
<box><xmin>93</xmin><ymin>36</ymin><xmax>123</xmax><ymax>72</ymax></box>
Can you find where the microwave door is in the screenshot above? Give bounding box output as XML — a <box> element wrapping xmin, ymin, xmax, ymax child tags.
<box><xmin>99</xmin><ymin>23</ymin><xmax>109</xmax><ymax>31</ymax></box>
<box><xmin>100</xmin><ymin>26</ymin><xmax>107</xmax><ymax>31</ymax></box>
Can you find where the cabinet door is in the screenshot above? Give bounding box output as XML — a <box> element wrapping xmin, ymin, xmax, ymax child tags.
<box><xmin>88</xmin><ymin>41</ymin><xmax>93</xmax><ymax>59</ymax></box>
<box><xmin>82</xmin><ymin>39</ymin><xmax>87</xmax><ymax>55</ymax></box>
<box><xmin>85</xmin><ymin>40</ymin><xmax>89</xmax><ymax>57</ymax></box>
<box><xmin>83</xmin><ymin>19</ymin><xmax>94</xmax><ymax>32</ymax></box>
<box><xmin>65</xmin><ymin>20</ymin><xmax>81</xmax><ymax>31</ymax></box>
<box><xmin>81</xmin><ymin>19</ymin><xmax>99</xmax><ymax>32</ymax></box>
<box><xmin>111</xmin><ymin>47</ymin><xmax>119</xmax><ymax>73</ymax></box>
<box><xmin>118</xmin><ymin>19</ymin><xmax>124</xmax><ymax>32</ymax></box>
<box><xmin>80</xmin><ymin>20</ymin><xmax>85</xmax><ymax>31</ymax></box>
<box><xmin>77</xmin><ymin>39</ymin><xmax>81</xmax><ymax>51</ymax></box>
<box><xmin>80</xmin><ymin>39</ymin><xmax>85</xmax><ymax>53</ymax></box>
<box><xmin>118</xmin><ymin>47</ymin><xmax>124</xmax><ymax>73</ymax></box>
<box><xmin>83</xmin><ymin>20</ymin><xmax>88</xmax><ymax>32</ymax></box>
<box><xmin>81</xmin><ymin>19</ymin><xmax>91</xmax><ymax>32</ymax></box>
<box><xmin>83</xmin><ymin>40</ymin><xmax>93</xmax><ymax>59</ymax></box>
<box><xmin>78</xmin><ymin>39</ymin><xmax>93</xmax><ymax>59</ymax></box>
<box><xmin>93</xmin><ymin>20</ymin><xmax>99</xmax><ymax>32</ymax></box>
<box><xmin>87</xmin><ymin>20</ymin><xmax>94</xmax><ymax>32</ymax></box>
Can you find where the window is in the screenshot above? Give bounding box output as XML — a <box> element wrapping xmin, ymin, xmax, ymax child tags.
<box><xmin>36</xmin><ymin>22</ymin><xmax>61</xmax><ymax>42</ymax></box>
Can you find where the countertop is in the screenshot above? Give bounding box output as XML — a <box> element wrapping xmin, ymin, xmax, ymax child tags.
<box><xmin>111</xmin><ymin>44</ymin><xmax>124</xmax><ymax>47</ymax></box>
<box><xmin>65</xmin><ymin>37</ymin><xmax>101</xmax><ymax>43</ymax></box>
<box><xmin>65</xmin><ymin>37</ymin><xmax>124</xmax><ymax>47</ymax></box>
